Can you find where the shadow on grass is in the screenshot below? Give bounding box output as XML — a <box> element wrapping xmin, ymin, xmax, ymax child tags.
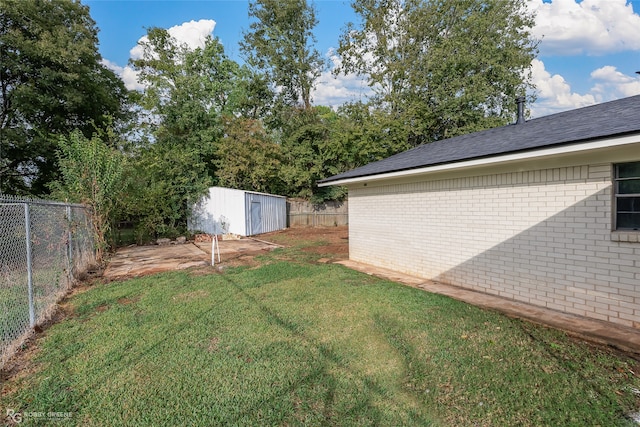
<box><xmin>218</xmin><ymin>272</ymin><xmax>434</xmax><ymax>426</ymax></box>
<box><xmin>6</xmin><ymin>258</ymin><xmax>637</xmax><ymax>425</ymax></box>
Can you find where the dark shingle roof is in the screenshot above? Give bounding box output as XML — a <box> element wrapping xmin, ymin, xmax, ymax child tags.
<box><xmin>320</xmin><ymin>94</ymin><xmax>640</xmax><ymax>184</ymax></box>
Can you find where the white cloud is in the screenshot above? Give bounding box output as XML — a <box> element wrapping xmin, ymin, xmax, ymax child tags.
<box><xmin>528</xmin><ymin>0</ymin><xmax>640</xmax><ymax>55</ymax></box>
<box><xmin>101</xmin><ymin>59</ymin><xmax>146</xmax><ymax>92</ymax></box>
<box><xmin>590</xmin><ymin>65</ymin><xmax>640</xmax><ymax>98</ymax></box>
<box><xmin>312</xmin><ymin>50</ymin><xmax>372</xmax><ymax>108</ymax></box>
<box><xmin>529</xmin><ymin>59</ymin><xmax>640</xmax><ymax>118</ymax></box>
<box><xmin>316</xmin><ymin>54</ymin><xmax>640</xmax><ymax>117</ymax></box>
<box><xmin>167</xmin><ymin>19</ymin><xmax>216</xmax><ymax>49</ymax></box>
<box><xmin>106</xmin><ymin>19</ymin><xmax>217</xmax><ymax>92</ymax></box>
<box><xmin>529</xmin><ymin>58</ymin><xmax>596</xmax><ymax>116</ymax></box>
<box><xmin>130</xmin><ymin>19</ymin><xmax>216</xmax><ymax>60</ymax></box>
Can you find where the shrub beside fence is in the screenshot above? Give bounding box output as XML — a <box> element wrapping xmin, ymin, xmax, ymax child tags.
<box><xmin>287</xmin><ymin>199</ymin><xmax>348</xmax><ymax>227</ymax></box>
<box><xmin>0</xmin><ymin>194</ymin><xmax>95</xmax><ymax>368</ymax></box>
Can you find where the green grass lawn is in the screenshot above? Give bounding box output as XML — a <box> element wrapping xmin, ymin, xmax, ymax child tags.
<box><xmin>2</xmin><ymin>237</ymin><xmax>640</xmax><ymax>426</ymax></box>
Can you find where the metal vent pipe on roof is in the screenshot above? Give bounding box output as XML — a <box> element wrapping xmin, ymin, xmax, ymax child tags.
<box><xmin>516</xmin><ymin>96</ymin><xmax>526</xmax><ymax>125</ymax></box>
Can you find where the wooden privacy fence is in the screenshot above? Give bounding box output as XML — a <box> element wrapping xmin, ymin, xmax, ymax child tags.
<box><xmin>287</xmin><ymin>199</ymin><xmax>348</xmax><ymax>227</ymax></box>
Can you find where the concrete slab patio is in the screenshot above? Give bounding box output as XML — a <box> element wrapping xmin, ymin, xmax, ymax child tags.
<box><xmin>103</xmin><ymin>243</ymin><xmax>210</xmax><ymax>280</ymax></box>
<box><xmin>103</xmin><ymin>238</ymin><xmax>281</xmax><ymax>280</ymax></box>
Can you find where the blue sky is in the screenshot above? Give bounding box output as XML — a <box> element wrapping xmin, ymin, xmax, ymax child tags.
<box><xmin>86</xmin><ymin>0</ymin><xmax>640</xmax><ymax>118</ymax></box>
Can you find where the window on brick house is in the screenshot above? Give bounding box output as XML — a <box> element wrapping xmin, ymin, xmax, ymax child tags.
<box><xmin>614</xmin><ymin>162</ymin><xmax>640</xmax><ymax>230</ymax></box>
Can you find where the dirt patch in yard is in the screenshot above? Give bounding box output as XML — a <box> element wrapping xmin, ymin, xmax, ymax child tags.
<box><xmin>0</xmin><ymin>337</ymin><xmax>42</xmax><ymax>398</ymax></box>
<box><xmin>194</xmin><ymin>226</ymin><xmax>349</xmax><ymax>268</ymax></box>
<box><xmin>194</xmin><ymin>238</ymin><xmax>281</xmax><ymax>269</ymax></box>
<box><xmin>262</xmin><ymin>226</ymin><xmax>347</xmax><ymax>245</ymax></box>
<box><xmin>261</xmin><ymin>226</ymin><xmax>349</xmax><ymax>262</ymax></box>
<box><xmin>302</xmin><ymin>241</ymin><xmax>349</xmax><ymax>256</ymax></box>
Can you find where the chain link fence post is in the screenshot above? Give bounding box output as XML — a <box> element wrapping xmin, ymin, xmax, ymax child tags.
<box><xmin>24</xmin><ymin>203</ymin><xmax>35</xmax><ymax>328</ymax></box>
<box><xmin>1</xmin><ymin>194</ymin><xmax>96</xmax><ymax>368</ymax></box>
<box><xmin>66</xmin><ymin>205</ymin><xmax>73</xmax><ymax>281</ymax></box>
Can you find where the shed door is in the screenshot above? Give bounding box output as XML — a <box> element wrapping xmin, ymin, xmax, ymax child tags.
<box><xmin>250</xmin><ymin>201</ymin><xmax>262</xmax><ymax>235</ymax></box>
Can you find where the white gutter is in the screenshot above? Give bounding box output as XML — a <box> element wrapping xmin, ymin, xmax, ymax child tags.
<box><xmin>318</xmin><ymin>133</ymin><xmax>640</xmax><ymax>187</ymax></box>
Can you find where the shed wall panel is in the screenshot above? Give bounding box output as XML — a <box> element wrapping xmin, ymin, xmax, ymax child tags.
<box><xmin>190</xmin><ymin>187</ymin><xmax>247</xmax><ymax>235</ymax></box>
<box><xmin>245</xmin><ymin>193</ymin><xmax>286</xmax><ymax>235</ymax></box>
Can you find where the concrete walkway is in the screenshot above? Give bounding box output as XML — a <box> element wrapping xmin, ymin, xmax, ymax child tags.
<box><xmin>337</xmin><ymin>260</ymin><xmax>640</xmax><ymax>356</ymax></box>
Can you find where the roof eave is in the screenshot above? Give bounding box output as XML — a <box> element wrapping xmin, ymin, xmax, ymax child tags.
<box><xmin>318</xmin><ymin>133</ymin><xmax>640</xmax><ymax>187</ymax></box>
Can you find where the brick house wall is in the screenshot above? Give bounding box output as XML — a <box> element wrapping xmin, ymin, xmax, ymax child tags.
<box><xmin>349</xmin><ymin>162</ymin><xmax>640</xmax><ymax>328</ymax></box>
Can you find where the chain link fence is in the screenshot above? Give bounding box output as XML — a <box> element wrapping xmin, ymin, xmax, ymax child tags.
<box><xmin>1</xmin><ymin>194</ymin><xmax>95</xmax><ymax>368</ymax></box>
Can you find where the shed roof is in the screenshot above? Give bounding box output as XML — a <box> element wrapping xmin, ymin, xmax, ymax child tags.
<box><xmin>319</xmin><ymin>94</ymin><xmax>640</xmax><ymax>184</ymax></box>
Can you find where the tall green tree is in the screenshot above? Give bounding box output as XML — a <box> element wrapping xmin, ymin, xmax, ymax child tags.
<box><xmin>0</xmin><ymin>0</ymin><xmax>129</xmax><ymax>195</ymax></box>
<box><xmin>338</xmin><ymin>0</ymin><xmax>537</xmax><ymax>146</ymax></box>
<box><xmin>278</xmin><ymin>103</ymin><xmax>411</xmax><ymax>201</ymax></box>
<box><xmin>129</xmin><ymin>28</ymin><xmax>244</xmax><ymax>235</ymax></box>
<box><xmin>278</xmin><ymin>106</ymin><xmax>350</xmax><ymax>201</ymax></box>
<box><xmin>334</xmin><ymin>101</ymin><xmax>411</xmax><ymax>168</ymax></box>
<box><xmin>241</xmin><ymin>0</ymin><xmax>325</xmax><ymax>110</ymax></box>
<box><xmin>132</xmin><ymin>28</ymin><xmax>241</xmax><ymax>151</ymax></box>
<box><xmin>215</xmin><ymin>116</ymin><xmax>284</xmax><ymax>194</ymax></box>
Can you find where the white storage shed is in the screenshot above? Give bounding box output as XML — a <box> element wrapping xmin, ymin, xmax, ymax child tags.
<box><xmin>189</xmin><ymin>187</ymin><xmax>286</xmax><ymax>236</ymax></box>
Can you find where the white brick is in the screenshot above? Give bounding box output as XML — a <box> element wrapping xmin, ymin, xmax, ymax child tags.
<box><xmin>350</xmin><ymin>162</ymin><xmax>640</xmax><ymax>327</ymax></box>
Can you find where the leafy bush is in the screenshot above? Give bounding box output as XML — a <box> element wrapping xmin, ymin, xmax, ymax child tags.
<box><xmin>51</xmin><ymin>130</ymin><xmax>126</xmax><ymax>261</ymax></box>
